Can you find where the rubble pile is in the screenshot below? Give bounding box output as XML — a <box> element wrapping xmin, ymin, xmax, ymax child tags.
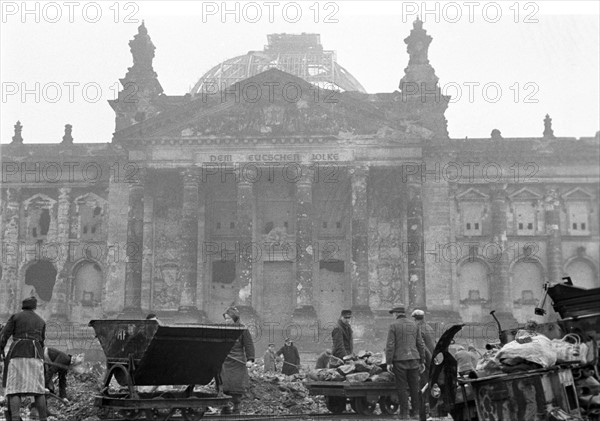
<box><xmin>243</xmin><ymin>365</ymin><xmax>324</xmax><ymax>415</ymax></box>
<box><xmin>307</xmin><ymin>351</ymin><xmax>394</xmax><ymax>383</ymax></box>
<box><xmin>42</xmin><ymin>358</ymin><xmax>329</xmax><ymax>420</ymax></box>
<box><xmin>46</xmin><ymin>362</ymin><xmax>105</xmax><ymax>421</ymax></box>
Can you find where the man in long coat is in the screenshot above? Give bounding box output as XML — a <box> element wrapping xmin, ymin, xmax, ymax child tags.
<box><xmin>385</xmin><ymin>306</ymin><xmax>426</xmax><ymax>420</ymax></box>
<box><xmin>412</xmin><ymin>308</ymin><xmax>436</xmax><ymax>420</ymax></box>
<box><xmin>0</xmin><ymin>297</ymin><xmax>48</xmax><ymax>421</ymax></box>
<box><xmin>331</xmin><ymin>309</ymin><xmax>353</xmax><ymax>359</ymax></box>
<box><xmin>220</xmin><ymin>306</ymin><xmax>255</xmax><ymax>415</ymax></box>
<box><xmin>276</xmin><ymin>338</ymin><xmax>300</xmax><ymax>375</ymax></box>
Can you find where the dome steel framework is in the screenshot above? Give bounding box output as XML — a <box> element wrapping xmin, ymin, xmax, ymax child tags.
<box><xmin>190</xmin><ymin>33</ymin><xmax>367</xmax><ymax>95</ymax></box>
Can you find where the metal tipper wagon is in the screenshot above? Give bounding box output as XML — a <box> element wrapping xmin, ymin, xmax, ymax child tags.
<box><xmin>89</xmin><ymin>319</ymin><xmax>246</xmax><ymax>420</ymax></box>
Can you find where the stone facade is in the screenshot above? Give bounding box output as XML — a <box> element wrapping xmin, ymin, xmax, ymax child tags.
<box><xmin>1</xmin><ymin>21</ymin><xmax>599</xmax><ymax>347</ymax></box>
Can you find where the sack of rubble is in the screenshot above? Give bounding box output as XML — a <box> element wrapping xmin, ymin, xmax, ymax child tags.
<box><xmin>369</xmin><ymin>371</ymin><xmax>395</xmax><ymax>382</ymax></box>
<box><xmin>337</xmin><ymin>364</ymin><xmax>355</xmax><ymax>376</ymax></box>
<box><xmin>328</xmin><ymin>355</ymin><xmax>344</xmax><ymax>368</ymax></box>
<box><xmin>369</xmin><ymin>365</ymin><xmax>383</xmax><ymax>376</ymax></box>
<box><xmin>346</xmin><ymin>372</ymin><xmax>370</xmax><ymax>382</ymax></box>
<box><xmin>353</xmin><ymin>360</ymin><xmax>371</xmax><ymax>373</ymax></box>
<box><xmin>308</xmin><ymin>369</ymin><xmax>344</xmax><ymax>382</ymax></box>
<box><xmin>495</xmin><ymin>332</ymin><xmax>557</xmax><ymax>369</ymax></box>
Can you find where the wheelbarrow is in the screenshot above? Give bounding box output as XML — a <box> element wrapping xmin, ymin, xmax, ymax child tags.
<box><xmin>89</xmin><ymin>319</ymin><xmax>245</xmax><ymax>420</ymax></box>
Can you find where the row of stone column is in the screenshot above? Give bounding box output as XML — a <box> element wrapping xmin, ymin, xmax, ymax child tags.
<box><xmin>119</xmin><ymin>164</ymin><xmax>418</xmax><ymax>319</ymax></box>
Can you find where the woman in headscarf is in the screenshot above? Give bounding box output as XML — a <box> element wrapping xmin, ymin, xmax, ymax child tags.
<box><xmin>0</xmin><ymin>297</ymin><xmax>48</xmax><ymax>421</ymax></box>
<box><xmin>220</xmin><ymin>306</ymin><xmax>255</xmax><ymax>415</ymax></box>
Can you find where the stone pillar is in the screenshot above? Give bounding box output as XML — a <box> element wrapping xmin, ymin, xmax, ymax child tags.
<box><xmin>406</xmin><ymin>174</ymin><xmax>427</xmax><ymax>310</ymax></box>
<box><xmin>50</xmin><ymin>187</ymin><xmax>71</xmax><ymax>321</ymax></box>
<box><xmin>489</xmin><ymin>184</ymin><xmax>516</xmax><ymax>327</ymax></box>
<box><xmin>236</xmin><ymin>176</ymin><xmax>256</xmax><ymax>321</ymax></box>
<box><xmin>292</xmin><ymin>166</ymin><xmax>317</xmax><ymax>324</ymax></box>
<box><xmin>0</xmin><ymin>188</ymin><xmax>20</xmax><ymax>318</ymax></box>
<box><xmin>350</xmin><ymin>165</ymin><xmax>373</xmax><ymax>339</ymax></box>
<box><xmin>178</xmin><ymin>167</ymin><xmax>204</xmax><ymax>322</ymax></box>
<box><xmin>544</xmin><ymin>188</ymin><xmax>563</xmax><ymax>285</ymax></box>
<box><xmin>196</xmin><ymin>181</ymin><xmax>207</xmax><ymax>317</ymax></box>
<box><xmin>121</xmin><ymin>168</ymin><xmax>145</xmax><ymax>318</ymax></box>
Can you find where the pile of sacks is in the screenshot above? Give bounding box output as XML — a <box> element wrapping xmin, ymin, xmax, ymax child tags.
<box><xmin>307</xmin><ymin>351</ymin><xmax>395</xmax><ymax>383</ymax></box>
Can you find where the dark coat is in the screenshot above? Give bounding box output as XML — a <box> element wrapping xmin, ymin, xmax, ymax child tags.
<box><xmin>1</xmin><ymin>309</ymin><xmax>46</xmax><ymax>388</ymax></box>
<box><xmin>44</xmin><ymin>347</ymin><xmax>72</xmax><ymax>398</ymax></box>
<box><xmin>263</xmin><ymin>349</ymin><xmax>277</xmax><ymax>372</ymax></box>
<box><xmin>220</xmin><ymin>324</ymin><xmax>255</xmax><ymax>394</ymax></box>
<box><xmin>277</xmin><ymin>344</ymin><xmax>300</xmax><ymax>375</ymax></box>
<box><xmin>385</xmin><ymin>315</ymin><xmax>426</xmax><ymax>364</ymax></box>
<box><xmin>331</xmin><ymin>320</ymin><xmax>353</xmax><ymax>359</ymax></box>
<box><xmin>315</xmin><ymin>352</ymin><xmax>331</xmax><ymax>369</ymax></box>
<box><xmin>416</xmin><ymin>320</ymin><xmax>436</xmax><ymax>363</ymax></box>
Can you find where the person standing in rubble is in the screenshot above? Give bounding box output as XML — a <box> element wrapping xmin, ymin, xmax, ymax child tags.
<box><xmin>262</xmin><ymin>343</ymin><xmax>277</xmax><ymax>372</ymax></box>
<box><xmin>412</xmin><ymin>309</ymin><xmax>435</xmax><ymax>420</ymax></box>
<box><xmin>385</xmin><ymin>306</ymin><xmax>426</xmax><ymax>420</ymax></box>
<box><xmin>220</xmin><ymin>306</ymin><xmax>255</xmax><ymax>415</ymax></box>
<box><xmin>0</xmin><ymin>297</ymin><xmax>48</xmax><ymax>421</ymax></box>
<box><xmin>277</xmin><ymin>338</ymin><xmax>300</xmax><ymax>375</ymax></box>
<box><xmin>332</xmin><ymin>309</ymin><xmax>353</xmax><ymax>359</ymax></box>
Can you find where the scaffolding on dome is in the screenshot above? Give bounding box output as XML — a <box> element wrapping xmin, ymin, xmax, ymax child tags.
<box><xmin>190</xmin><ymin>33</ymin><xmax>366</xmax><ymax>95</ymax></box>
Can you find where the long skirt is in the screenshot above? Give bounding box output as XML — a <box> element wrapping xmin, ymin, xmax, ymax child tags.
<box><xmin>221</xmin><ymin>359</ymin><xmax>248</xmax><ymax>394</ymax></box>
<box><xmin>5</xmin><ymin>358</ymin><xmax>45</xmax><ymax>395</ymax></box>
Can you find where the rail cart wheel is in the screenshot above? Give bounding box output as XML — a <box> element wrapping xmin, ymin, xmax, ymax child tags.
<box><xmin>144</xmin><ymin>408</ymin><xmax>175</xmax><ymax>420</ymax></box>
<box><xmin>350</xmin><ymin>398</ymin><xmax>357</xmax><ymax>413</ymax></box>
<box><xmin>180</xmin><ymin>407</ymin><xmax>206</xmax><ymax>420</ymax></box>
<box><xmin>353</xmin><ymin>397</ymin><xmax>376</xmax><ymax>415</ymax></box>
<box><xmin>97</xmin><ymin>407</ymin><xmax>112</xmax><ymax>420</ymax></box>
<box><xmin>118</xmin><ymin>408</ymin><xmax>143</xmax><ymax>419</ymax></box>
<box><xmin>379</xmin><ymin>396</ymin><xmax>399</xmax><ymax>414</ymax></box>
<box><xmin>325</xmin><ymin>396</ymin><xmax>346</xmax><ymax>414</ymax></box>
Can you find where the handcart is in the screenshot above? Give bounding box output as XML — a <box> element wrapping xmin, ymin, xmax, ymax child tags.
<box><xmin>305</xmin><ymin>380</ymin><xmax>400</xmax><ymax>415</ymax></box>
<box><xmin>89</xmin><ymin>319</ymin><xmax>245</xmax><ymax>420</ymax></box>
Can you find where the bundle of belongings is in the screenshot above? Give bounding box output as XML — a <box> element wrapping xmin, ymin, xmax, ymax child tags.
<box><xmin>308</xmin><ymin>350</ymin><xmax>394</xmax><ymax>383</ymax></box>
<box><xmin>494</xmin><ymin>329</ymin><xmax>558</xmax><ymax>373</ymax></box>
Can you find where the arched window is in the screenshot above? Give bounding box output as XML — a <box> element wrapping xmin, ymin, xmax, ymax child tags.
<box><xmin>24</xmin><ymin>261</ymin><xmax>57</xmax><ymax>302</ymax></box>
<box><xmin>458</xmin><ymin>260</ymin><xmax>489</xmax><ymax>302</ymax></box>
<box><xmin>566</xmin><ymin>260</ymin><xmax>597</xmax><ymax>289</ymax></box>
<box><xmin>512</xmin><ymin>260</ymin><xmax>544</xmax><ymax>304</ymax></box>
<box><xmin>72</xmin><ymin>261</ymin><xmax>103</xmax><ymax>306</ymax></box>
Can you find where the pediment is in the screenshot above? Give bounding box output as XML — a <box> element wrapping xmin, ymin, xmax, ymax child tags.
<box><xmin>563</xmin><ymin>187</ymin><xmax>593</xmax><ymax>200</ymax></box>
<box><xmin>509</xmin><ymin>187</ymin><xmax>543</xmax><ymax>201</ymax></box>
<box><xmin>114</xmin><ymin>69</ymin><xmax>418</xmax><ymax>141</ymax></box>
<box><xmin>74</xmin><ymin>192</ymin><xmax>108</xmax><ymax>210</ymax></box>
<box><xmin>23</xmin><ymin>193</ymin><xmax>56</xmax><ymax>209</ymax></box>
<box><xmin>456</xmin><ymin>187</ymin><xmax>488</xmax><ymax>201</ymax></box>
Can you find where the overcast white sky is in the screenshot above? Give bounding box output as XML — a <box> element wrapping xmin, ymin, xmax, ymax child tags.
<box><xmin>0</xmin><ymin>1</ymin><xmax>598</xmax><ymax>144</ymax></box>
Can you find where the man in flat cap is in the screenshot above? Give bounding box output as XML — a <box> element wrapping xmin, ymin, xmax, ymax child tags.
<box><xmin>0</xmin><ymin>296</ymin><xmax>48</xmax><ymax>421</ymax></box>
<box><xmin>332</xmin><ymin>309</ymin><xmax>353</xmax><ymax>359</ymax></box>
<box><xmin>412</xmin><ymin>309</ymin><xmax>435</xmax><ymax>420</ymax></box>
<box><xmin>386</xmin><ymin>306</ymin><xmax>426</xmax><ymax>420</ymax></box>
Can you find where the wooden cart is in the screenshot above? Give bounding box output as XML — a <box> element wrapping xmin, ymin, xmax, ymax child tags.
<box><xmin>306</xmin><ymin>380</ymin><xmax>400</xmax><ymax>415</ymax></box>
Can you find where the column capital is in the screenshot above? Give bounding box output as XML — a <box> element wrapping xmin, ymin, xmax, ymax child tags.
<box><xmin>181</xmin><ymin>166</ymin><xmax>200</xmax><ymax>185</ymax></box>
<box><xmin>127</xmin><ymin>165</ymin><xmax>147</xmax><ymax>186</ymax></box>
<box><xmin>489</xmin><ymin>183</ymin><xmax>509</xmax><ymax>200</ymax></box>
<box><xmin>298</xmin><ymin>165</ymin><xmax>315</xmax><ymax>187</ymax></box>
<box><xmin>349</xmin><ymin>164</ymin><xmax>369</xmax><ymax>178</ymax></box>
<box><xmin>543</xmin><ymin>187</ymin><xmax>562</xmax><ymax>209</ymax></box>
